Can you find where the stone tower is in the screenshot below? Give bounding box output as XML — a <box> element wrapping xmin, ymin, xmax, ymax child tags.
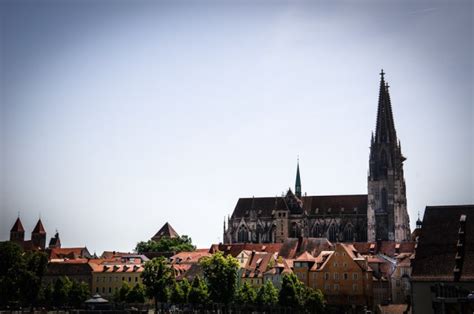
<box><xmin>367</xmin><ymin>70</ymin><xmax>411</xmax><ymax>242</ymax></box>
<box><xmin>10</xmin><ymin>217</ymin><xmax>25</xmax><ymax>243</ymax></box>
<box><xmin>31</xmin><ymin>219</ymin><xmax>47</xmax><ymax>249</ymax></box>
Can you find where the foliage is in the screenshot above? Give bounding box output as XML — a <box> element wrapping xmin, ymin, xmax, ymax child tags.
<box><xmin>179</xmin><ymin>278</ymin><xmax>191</xmax><ymax>303</ymax></box>
<box><xmin>135</xmin><ymin>235</ymin><xmax>195</xmax><ymax>253</ymax></box>
<box><xmin>200</xmin><ymin>252</ymin><xmax>239</xmax><ymax>304</ymax></box>
<box><xmin>52</xmin><ymin>276</ymin><xmax>73</xmax><ymax>307</ymax></box>
<box><xmin>142</xmin><ymin>257</ymin><xmax>174</xmax><ymax>307</ymax></box>
<box><xmin>169</xmin><ymin>281</ymin><xmax>185</xmax><ymax>304</ymax></box>
<box><xmin>256</xmin><ymin>280</ymin><xmax>279</xmax><ymax>306</ymax></box>
<box><xmin>127</xmin><ymin>283</ymin><xmax>146</xmax><ymax>303</ymax></box>
<box><xmin>188</xmin><ymin>276</ymin><xmax>209</xmax><ymax>305</ymax></box>
<box><xmin>235</xmin><ymin>281</ymin><xmax>256</xmax><ymax>305</ymax></box>
<box><xmin>0</xmin><ymin>242</ymin><xmax>48</xmax><ymax>308</ymax></box>
<box><xmin>279</xmin><ymin>273</ymin><xmax>305</xmax><ymax>308</ymax></box>
<box><xmin>114</xmin><ymin>281</ymin><xmax>146</xmax><ymax>304</ymax></box>
<box><xmin>303</xmin><ymin>287</ymin><xmax>325</xmax><ymax>313</ymax></box>
<box><xmin>69</xmin><ymin>280</ymin><xmax>90</xmax><ymax>308</ymax></box>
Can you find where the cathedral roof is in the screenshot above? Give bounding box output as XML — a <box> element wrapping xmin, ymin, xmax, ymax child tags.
<box><xmin>10</xmin><ymin>217</ymin><xmax>25</xmax><ymax>233</ymax></box>
<box><xmin>231</xmin><ymin>194</ymin><xmax>368</xmax><ymax>219</ymax></box>
<box><xmin>412</xmin><ymin>205</ymin><xmax>474</xmax><ymax>282</ymax></box>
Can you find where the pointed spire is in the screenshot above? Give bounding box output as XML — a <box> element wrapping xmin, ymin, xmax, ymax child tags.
<box><xmin>32</xmin><ymin>219</ymin><xmax>46</xmax><ymax>234</ymax></box>
<box><xmin>10</xmin><ymin>217</ymin><xmax>25</xmax><ymax>233</ymax></box>
<box><xmin>375</xmin><ymin>69</ymin><xmax>397</xmax><ymax>145</ymax></box>
<box><xmin>295</xmin><ymin>157</ymin><xmax>302</xmax><ymax>198</ymax></box>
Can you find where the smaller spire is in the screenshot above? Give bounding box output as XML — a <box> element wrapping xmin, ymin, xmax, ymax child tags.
<box><xmin>380</xmin><ymin>68</ymin><xmax>385</xmax><ymax>79</ymax></box>
<box><xmin>295</xmin><ymin>157</ymin><xmax>302</xmax><ymax>198</ymax></box>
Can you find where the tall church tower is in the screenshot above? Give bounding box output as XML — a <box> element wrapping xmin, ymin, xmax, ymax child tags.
<box><xmin>367</xmin><ymin>70</ymin><xmax>411</xmax><ymax>242</ymax></box>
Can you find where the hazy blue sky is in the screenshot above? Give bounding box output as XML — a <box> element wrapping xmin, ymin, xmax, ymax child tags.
<box><xmin>1</xmin><ymin>0</ymin><xmax>472</xmax><ymax>254</ymax></box>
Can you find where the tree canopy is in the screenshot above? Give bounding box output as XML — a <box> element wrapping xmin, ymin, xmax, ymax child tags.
<box><xmin>141</xmin><ymin>257</ymin><xmax>174</xmax><ymax>308</ymax></box>
<box><xmin>200</xmin><ymin>251</ymin><xmax>239</xmax><ymax>304</ymax></box>
<box><xmin>135</xmin><ymin>235</ymin><xmax>195</xmax><ymax>253</ymax></box>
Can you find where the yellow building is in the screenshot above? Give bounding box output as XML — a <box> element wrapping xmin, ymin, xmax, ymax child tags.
<box><xmin>90</xmin><ymin>258</ymin><xmax>145</xmax><ymax>298</ymax></box>
<box><xmin>311</xmin><ymin>243</ymin><xmax>373</xmax><ymax>308</ymax></box>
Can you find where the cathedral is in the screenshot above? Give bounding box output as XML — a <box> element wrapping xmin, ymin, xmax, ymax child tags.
<box><xmin>224</xmin><ymin>71</ymin><xmax>411</xmax><ymax>244</ymax></box>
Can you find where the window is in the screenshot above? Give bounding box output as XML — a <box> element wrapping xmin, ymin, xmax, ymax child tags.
<box><xmin>333</xmin><ymin>262</ymin><xmax>338</xmax><ymax>267</ymax></box>
<box><xmin>96</xmin><ymin>277</ymin><xmax>99</xmax><ymax>282</ymax></box>
<box><xmin>334</xmin><ymin>273</ymin><xmax>339</xmax><ymax>280</ymax></box>
<box><xmin>128</xmin><ymin>277</ymin><xmax>131</xmax><ymax>282</ymax></box>
<box><xmin>334</xmin><ymin>284</ymin><xmax>339</xmax><ymax>291</ymax></box>
<box><xmin>109</xmin><ymin>287</ymin><xmax>111</xmax><ymax>293</ymax></box>
<box><xmin>328</xmin><ymin>224</ymin><xmax>337</xmax><ymax>242</ymax></box>
<box><xmin>109</xmin><ymin>277</ymin><xmax>112</xmax><ymax>282</ymax></box>
<box><xmin>343</xmin><ymin>273</ymin><xmax>348</xmax><ymax>280</ymax></box>
<box><xmin>102</xmin><ymin>287</ymin><xmax>105</xmax><ymax>293</ymax></box>
<box><xmin>96</xmin><ymin>287</ymin><xmax>99</xmax><ymax>293</ymax></box>
<box><xmin>325</xmin><ymin>284</ymin><xmax>330</xmax><ymax>291</ymax></box>
<box><xmin>135</xmin><ymin>277</ymin><xmax>138</xmax><ymax>282</ymax></box>
<box><xmin>343</xmin><ymin>262</ymin><xmax>347</xmax><ymax>268</ymax></box>
<box><xmin>353</xmin><ymin>273</ymin><xmax>358</xmax><ymax>280</ymax></box>
<box><xmin>353</xmin><ymin>284</ymin><xmax>358</xmax><ymax>292</ymax></box>
<box><xmin>122</xmin><ymin>277</ymin><xmax>125</xmax><ymax>281</ymax></box>
<box><xmin>324</xmin><ymin>272</ymin><xmax>330</xmax><ymax>280</ymax></box>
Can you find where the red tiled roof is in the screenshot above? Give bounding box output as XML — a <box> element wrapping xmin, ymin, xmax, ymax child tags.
<box><xmin>49</xmin><ymin>247</ymin><xmax>91</xmax><ymax>259</ymax></box>
<box><xmin>210</xmin><ymin>243</ymin><xmax>282</xmax><ymax>257</ymax></box>
<box><xmin>10</xmin><ymin>217</ymin><xmax>25</xmax><ymax>232</ymax></box>
<box><xmin>278</xmin><ymin>237</ymin><xmax>333</xmax><ymax>259</ymax></box>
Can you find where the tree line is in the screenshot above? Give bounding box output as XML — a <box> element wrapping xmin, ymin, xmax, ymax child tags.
<box><xmin>142</xmin><ymin>252</ymin><xmax>326</xmax><ymax>313</ymax></box>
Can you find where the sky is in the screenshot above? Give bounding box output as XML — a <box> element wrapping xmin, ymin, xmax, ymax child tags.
<box><xmin>0</xmin><ymin>0</ymin><xmax>472</xmax><ymax>254</ymax></box>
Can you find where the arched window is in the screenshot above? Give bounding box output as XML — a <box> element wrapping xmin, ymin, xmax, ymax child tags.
<box><xmin>344</xmin><ymin>225</ymin><xmax>353</xmax><ymax>242</ymax></box>
<box><xmin>256</xmin><ymin>225</ymin><xmax>263</xmax><ymax>243</ymax></box>
<box><xmin>291</xmin><ymin>222</ymin><xmax>300</xmax><ymax>238</ymax></box>
<box><xmin>238</xmin><ymin>226</ymin><xmax>249</xmax><ymax>243</ymax></box>
<box><xmin>381</xmin><ymin>188</ymin><xmax>388</xmax><ymax>212</ymax></box>
<box><xmin>328</xmin><ymin>224</ymin><xmax>337</xmax><ymax>242</ymax></box>
<box><xmin>312</xmin><ymin>224</ymin><xmax>321</xmax><ymax>237</ymax></box>
<box><xmin>380</xmin><ymin>150</ymin><xmax>388</xmax><ymax>177</ymax></box>
<box><xmin>269</xmin><ymin>225</ymin><xmax>277</xmax><ymax>243</ymax></box>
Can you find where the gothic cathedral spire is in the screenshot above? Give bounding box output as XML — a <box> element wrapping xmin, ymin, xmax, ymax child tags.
<box><xmin>367</xmin><ymin>70</ymin><xmax>411</xmax><ymax>242</ymax></box>
<box><xmin>295</xmin><ymin>158</ymin><xmax>302</xmax><ymax>198</ymax></box>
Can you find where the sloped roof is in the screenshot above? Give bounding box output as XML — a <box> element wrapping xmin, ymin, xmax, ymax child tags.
<box><xmin>152</xmin><ymin>222</ymin><xmax>179</xmax><ymax>241</ymax></box>
<box><xmin>353</xmin><ymin>241</ymin><xmax>415</xmax><ymax>257</ymax></box>
<box><xmin>210</xmin><ymin>243</ymin><xmax>282</xmax><ymax>257</ymax></box>
<box><xmin>231</xmin><ymin>194</ymin><xmax>368</xmax><ymax>219</ymax></box>
<box><xmin>32</xmin><ymin>219</ymin><xmax>46</xmax><ymax>234</ymax></box>
<box><xmin>278</xmin><ymin>237</ymin><xmax>333</xmax><ymax>259</ymax></box>
<box><xmin>10</xmin><ymin>217</ymin><xmax>25</xmax><ymax>233</ymax></box>
<box><xmin>412</xmin><ymin>205</ymin><xmax>474</xmax><ymax>281</ymax></box>
<box><xmin>296</xmin><ymin>251</ymin><xmax>315</xmax><ymax>261</ymax></box>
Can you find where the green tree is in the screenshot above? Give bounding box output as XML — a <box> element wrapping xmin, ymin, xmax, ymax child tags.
<box><xmin>200</xmin><ymin>252</ymin><xmax>239</xmax><ymax>304</ymax></box>
<box><xmin>135</xmin><ymin>235</ymin><xmax>195</xmax><ymax>253</ymax></box>
<box><xmin>52</xmin><ymin>276</ymin><xmax>72</xmax><ymax>308</ymax></box>
<box><xmin>256</xmin><ymin>280</ymin><xmax>279</xmax><ymax>306</ymax></box>
<box><xmin>179</xmin><ymin>278</ymin><xmax>191</xmax><ymax>303</ymax></box>
<box><xmin>279</xmin><ymin>273</ymin><xmax>305</xmax><ymax>308</ymax></box>
<box><xmin>142</xmin><ymin>257</ymin><xmax>174</xmax><ymax>310</ymax></box>
<box><xmin>127</xmin><ymin>283</ymin><xmax>146</xmax><ymax>303</ymax></box>
<box><xmin>38</xmin><ymin>283</ymin><xmax>54</xmax><ymax>308</ymax></box>
<box><xmin>20</xmin><ymin>250</ymin><xmax>49</xmax><ymax>307</ymax></box>
<box><xmin>188</xmin><ymin>276</ymin><xmax>209</xmax><ymax>305</ymax></box>
<box><xmin>116</xmin><ymin>281</ymin><xmax>131</xmax><ymax>303</ymax></box>
<box><xmin>169</xmin><ymin>281</ymin><xmax>185</xmax><ymax>304</ymax></box>
<box><xmin>235</xmin><ymin>281</ymin><xmax>256</xmax><ymax>305</ymax></box>
<box><xmin>0</xmin><ymin>241</ymin><xmax>25</xmax><ymax>307</ymax></box>
<box><xmin>69</xmin><ymin>280</ymin><xmax>90</xmax><ymax>308</ymax></box>
<box><xmin>303</xmin><ymin>287</ymin><xmax>325</xmax><ymax>313</ymax></box>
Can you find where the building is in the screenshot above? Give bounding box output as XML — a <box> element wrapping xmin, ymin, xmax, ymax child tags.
<box><xmin>9</xmin><ymin>217</ymin><xmax>54</xmax><ymax>251</ymax></box>
<box><xmin>90</xmin><ymin>255</ymin><xmax>148</xmax><ymax>297</ymax></box>
<box><xmin>224</xmin><ymin>71</ymin><xmax>411</xmax><ymax>244</ymax></box>
<box><xmin>152</xmin><ymin>222</ymin><xmax>179</xmax><ymax>242</ymax></box>
<box><xmin>411</xmin><ymin>205</ymin><xmax>474</xmax><ymax>314</ymax></box>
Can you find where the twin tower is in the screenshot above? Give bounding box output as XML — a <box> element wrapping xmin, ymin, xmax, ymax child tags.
<box><xmin>224</xmin><ymin>71</ymin><xmax>411</xmax><ymax>244</ymax></box>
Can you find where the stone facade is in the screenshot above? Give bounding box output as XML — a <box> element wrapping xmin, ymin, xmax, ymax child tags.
<box><xmin>224</xmin><ymin>71</ymin><xmax>411</xmax><ymax>244</ymax></box>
